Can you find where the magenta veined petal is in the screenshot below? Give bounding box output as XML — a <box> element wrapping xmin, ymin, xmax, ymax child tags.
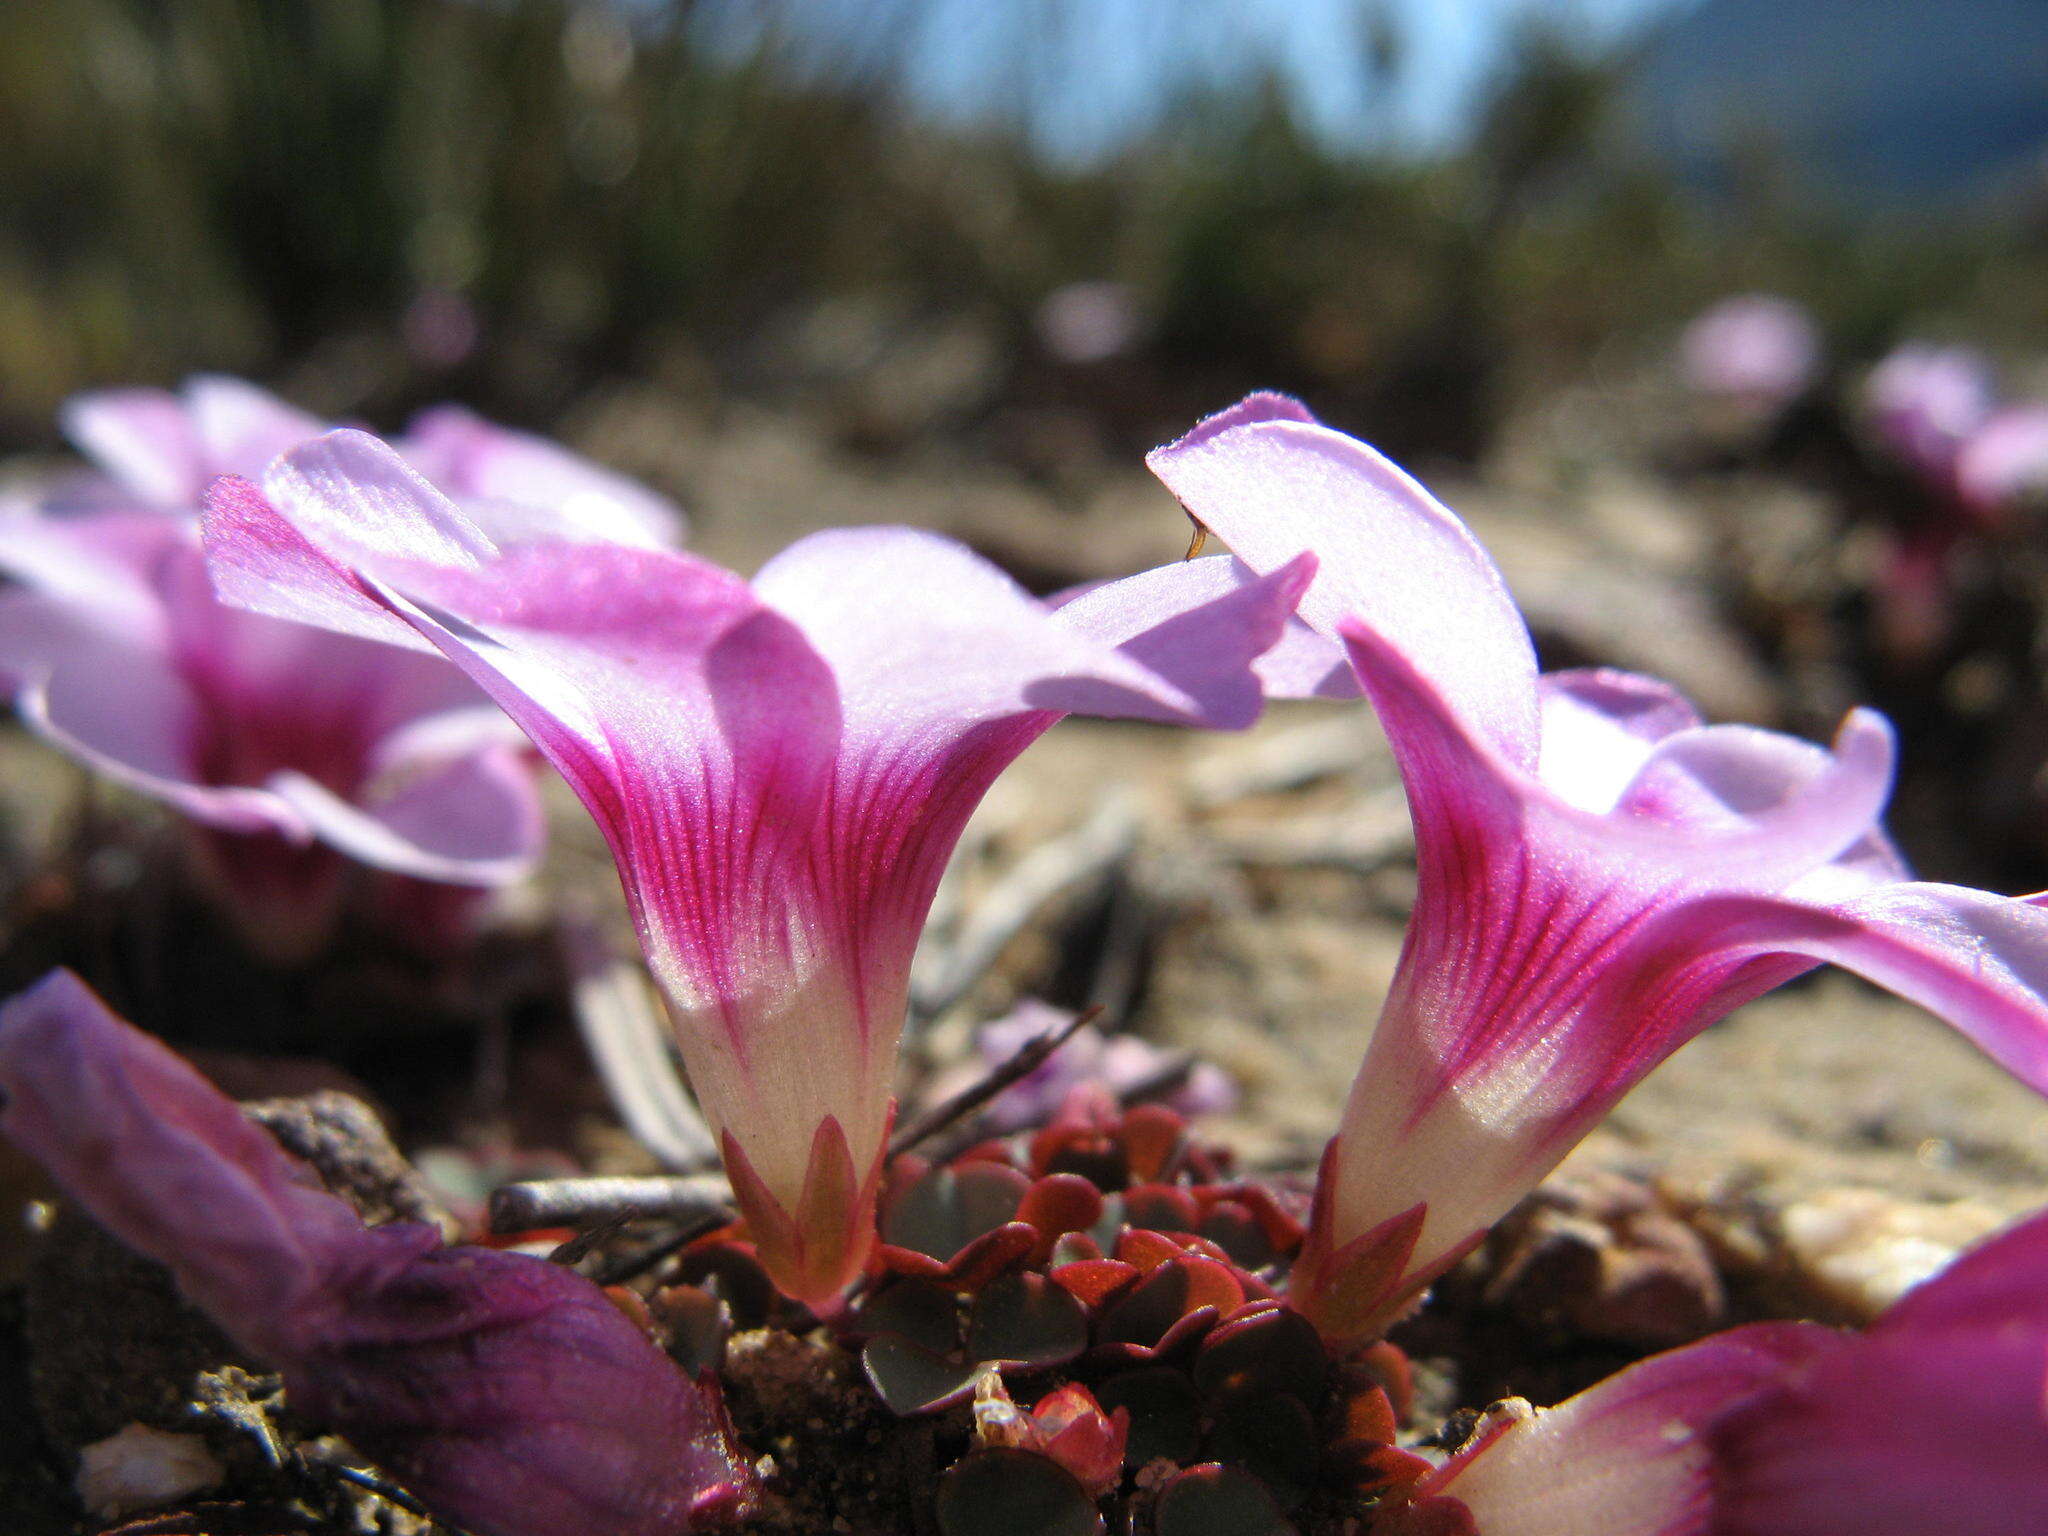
<box><xmin>1705</xmin><ymin>1210</ymin><xmax>2048</xmax><ymax>1534</ymax></box>
<box><xmin>1385</xmin><ymin>1324</ymin><xmax>1838</xmax><ymax>1536</ymax></box>
<box><xmin>205</xmin><ymin>428</ymin><xmax>1310</xmax><ymax>1302</ymax></box>
<box><xmin>1152</xmin><ymin>397</ymin><xmax>2048</xmax><ymax>1346</ymax></box>
<box><xmin>1393</xmin><ymin>1207</ymin><xmax>2048</xmax><ymax>1533</ymax></box>
<box><xmin>1148</xmin><ymin>392</ymin><xmax>1540</xmax><ymax>763</ymax></box>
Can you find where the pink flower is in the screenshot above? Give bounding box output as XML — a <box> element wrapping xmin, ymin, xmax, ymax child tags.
<box><xmin>58</xmin><ymin>374</ymin><xmax>687</xmax><ymax>548</ymax></box>
<box><xmin>0</xmin><ymin>969</ymin><xmax>757</xmax><ymax>1536</ymax></box>
<box><xmin>1382</xmin><ymin>1207</ymin><xmax>2048</xmax><ymax>1534</ymax></box>
<box><xmin>1862</xmin><ymin>343</ymin><xmax>1994</xmax><ymax>480</ymax></box>
<box><xmin>1955</xmin><ymin>404</ymin><xmax>2048</xmax><ymax>524</ymax></box>
<box><xmin>1678</xmin><ymin>296</ymin><xmax>1818</xmax><ymax>407</ymax></box>
<box><xmin>1149</xmin><ymin>394</ymin><xmax>2048</xmax><ymax>1343</ymax></box>
<box><xmin>0</xmin><ymin>508</ymin><xmax>542</xmax><ymax>959</ymax></box>
<box><xmin>918</xmin><ymin>1000</ymin><xmax>1238</xmax><ymax>1134</ymax></box>
<box><xmin>0</xmin><ymin>378</ymin><xmax>684</xmax><ymax>958</ymax></box>
<box><xmin>200</xmin><ymin>429</ymin><xmax>1313</xmax><ymax>1302</ymax></box>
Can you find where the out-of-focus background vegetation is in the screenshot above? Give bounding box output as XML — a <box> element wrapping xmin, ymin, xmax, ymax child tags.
<box><xmin>3</xmin><ymin>0</ymin><xmax>2041</xmax><ymax>457</ymax></box>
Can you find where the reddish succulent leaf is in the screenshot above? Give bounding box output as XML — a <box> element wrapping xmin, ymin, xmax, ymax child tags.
<box><xmin>1119</xmin><ymin>1104</ymin><xmax>1186</xmax><ymax>1182</ymax></box>
<box><xmin>1017</xmin><ymin>1174</ymin><xmax>1105</xmax><ymax>1258</ymax></box>
<box><xmin>1371</xmin><ymin>1495</ymin><xmax>1481</xmax><ymax>1536</ymax></box>
<box><xmin>1178</xmin><ymin>1255</ymin><xmax>1247</xmax><ymax>1317</ymax></box>
<box><xmin>1192</xmin><ymin>1198</ymin><xmax>1267</xmax><ymax>1264</ymax></box>
<box><xmin>1351</xmin><ymin>1341</ymin><xmax>1416</xmax><ymax>1419</ymax></box>
<box><xmin>1049</xmin><ymin>1231</ymin><xmax>1106</xmax><ymax>1267</ymax></box>
<box><xmin>1357</xmin><ymin>1443</ymin><xmax>1438</xmax><ymax>1495</ymax></box>
<box><xmin>1209</xmin><ymin>1392</ymin><xmax>1319</xmax><ymax>1507</ymax></box>
<box><xmin>1049</xmin><ymin>1258</ymin><xmax>1139</xmax><ymax>1309</ymax></box>
<box><xmin>853</xmin><ymin>1278</ymin><xmax>962</xmax><ymax>1355</ymax></box>
<box><xmin>1113</xmin><ymin>1228</ymin><xmax>1184</xmax><ymax>1274</ymax></box>
<box><xmin>1336</xmin><ymin>1383</ymin><xmax>1399</xmax><ymax>1447</ymax></box>
<box><xmin>1123</xmin><ymin>1183</ymin><xmax>1199</xmax><ymax>1233</ymax></box>
<box><xmin>947</xmin><ymin>1223</ymin><xmax>1041</xmax><ymax>1291</ymax></box>
<box><xmin>1145</xmin><ymin>1303</ymin><xmax>1225</xmax><ymax>1364</ymax></box>
<box><xmin>1210</xmin><ymin>1183</ymin><xmax>1306</xmax><ymax>1255</ymax></box>
<box><xmin>882</xmin><ymin>1161</ymin><xmax>1031</xmax><ymax>1261</ymax></box>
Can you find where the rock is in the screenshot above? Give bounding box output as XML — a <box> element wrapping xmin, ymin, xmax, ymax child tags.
<box><xmin>1775</xmin><ymin>1187</ymin><xmax>2009</xmax><ymax>1321</ymax></box>
<box><xmin>75</xmin><ymin>1423</ymin><xmax>224</xmax><ymax>1520</ymax></box>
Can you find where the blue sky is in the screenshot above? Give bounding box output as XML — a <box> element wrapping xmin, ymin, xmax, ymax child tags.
<box><xmin>883</xmin><ymin>0</ymin><xmax>1694</xmax><ymax>158</ymax></box>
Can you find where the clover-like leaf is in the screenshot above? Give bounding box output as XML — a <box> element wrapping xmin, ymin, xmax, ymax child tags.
<box><xmin>936</xmin><ymin>1450</ymin><xmax>1105</xmax><ymax>1536</ymax></box>
<box><xmin>1097</xmin><ymin>1255</ymin><xmax>1243</xmax><ymax>1348</ymax></box>
<box><xmin>854</xmin><ymin>1277</ymin><xmax>962</xmax><ymax>1354</ymax></box>
<box><xmin>1192</xmin><ymin>1302</ymin><xmax>1326</xmax><ymax>1409</ymax></box>
<box><xmin>967</xmin><ymin>1272</ymin><xmax>1089</xmax><ymax>1369</ymax></box>
<box><xmin>1151</xmin><ymin>1464</ymin><xmax>1299</xmax><ymax>1536</ymax></box>
<box><xmin>883</xmin><ymin>1161</ymin><xmax>1031</xmax><ymax>1260</ymax></box>
<box><xmin>863</xmin><ymin>1334</ymin><xmax>984</xmax><ymax>1416</ymax></box>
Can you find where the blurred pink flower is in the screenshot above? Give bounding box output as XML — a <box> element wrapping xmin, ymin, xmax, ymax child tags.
<box><xmin>919</xmin><ymin>1000</ymin><xmax>1238</xmax><ymax>1134</ymax></box>
<box><xmin>58</xmin><ymin>373</ymin><xmax>686</xmax><ymax>546</ymax></box>
<box><xmin>202</xmin><ymin>428</ymin><xmax>1311</xmax><ymax>1302</ymax></box>
<box><xmin>1863</xmin><ymin>342</ymin><xmax>1995</xmax><ymax>479</ymax></box>
<box><xmin>1678</xmin><ymin>295</ymin><xmax>1818</xmax><ymax>406</ymax></box>
<box><xmin>0</xmin><ymin>508</ymin><xmax>541</xmax><ymax>959</ymax></box>
<box><xmin>0</xmin><ymin>377</ymin><xmax>687</xmax><ymax>957</ymax></box>
<box><xmin>1955</xmin><ymin>403</ymin><xmax>2048</xmax><ymax>523</ymax></box>
<box><xmin>1383</xmin><ymin>1206</ymin><xmax>2048</xmax><ymax>1535</ymax></box>
<box><xmin>0</xmin><ymin>969</ymin><xmax>757</xmax><ymax>1536</ymax></box>
<box><xmin>1151</xmin><ymin>393</ymin><xmax>2048</xmax><ymax>1344</ymax></box>
<box><xmin>1035</xmin><ymin>281</ymin><xmax>1142</xmax><ymax>365</ymax></box>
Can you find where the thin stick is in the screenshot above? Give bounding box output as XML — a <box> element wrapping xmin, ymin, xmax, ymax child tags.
<box><xmin>490</xmin><ymin>1173</ymin><xmax>733</xmax><ymax>1236</ymax></box>
<box><xmin>890</xmin><ymin>1005</ymin><xmax>1101</xmax><ymax>1156</ymax></box>
<box><xmin>593</xmin><ymin>1208</ymin><xmax>736</xmax><ymax>1287</ymax></box>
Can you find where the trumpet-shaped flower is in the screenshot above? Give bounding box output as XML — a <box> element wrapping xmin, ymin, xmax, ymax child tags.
<box><xmin>200</xmin><ymin>428</ymin><xmax>1312</xmax><ymax>1301</ymax></box>
<box><xmin>1149</xmin><ymin>394</ymin><xmax>2048</xmax><ymax>1342</ymax></box>
<box><xmin>0</xmin><ymin>969</ymin><xmax>757</xmax><ymax>1536</ymax></box>
<box><xmin>1381</xmin><ymin>1207</ymin><xmax>2048</xmax><ymax>1534</ymax></box>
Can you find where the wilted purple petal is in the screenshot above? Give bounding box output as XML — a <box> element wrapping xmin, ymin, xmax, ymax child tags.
<box><xmin>0</xmin><ymin>970</ymin><xmax>756</xmax><ymax>1536</ymax></box>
